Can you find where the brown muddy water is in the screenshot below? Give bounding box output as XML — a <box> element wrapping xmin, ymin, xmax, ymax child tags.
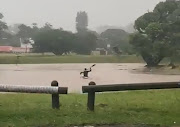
<box><xmin>0</xmin><ymin>63</ymin><xmax>179</xmax><ymax>93</ymax></box>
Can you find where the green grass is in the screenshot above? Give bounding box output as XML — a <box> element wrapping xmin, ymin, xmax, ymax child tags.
<box><xmin>0</xmin><ymin>90</ymin><xmax>179</xmax><ymax>127</ymax></box>
<box><xmin>0</xmin><ymin>54</ymin><xmax>143</xmax><ymax>64</ymax></box>
<box><xmin>0</xmin><ymin>53</ymin><xmax>179</xmax><ymax>64</ymax></box>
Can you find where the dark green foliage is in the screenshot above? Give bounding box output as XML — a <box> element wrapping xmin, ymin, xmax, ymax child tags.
<box><xmin>0</xmin><ymin>13</ymin><xmax>7</xmax><ymax>38</ymax></box>
<box><xmin>17</xmin><ymin>21</ymin><xmax>97</xmax><ymax>55</ymax></box>
<box><xmin>0</xmin><ymin>13</ymin><xmax>7</xmax><ymax>35</ymax></box>
<box><xmin>34</xmin><ymin>29</ymin><xmax>97</xmax><ymax>55</ymax></box>
<box><xmin>74</xmin><ymin>31</ymin><xmax>97</xmax><ymax>55</ymax></box>
<box><xmin>76</xmin><ymin>11</ymin><xmax>88</xmax><ymax>33</ymax></box>
<box><xmin>34</xmin><ymin>29</ymin><xmax>75</xmax><ymax>55</ymax></box>
<box><xmin>0</xmin><ymin>12</ymin><xmax>98</xmax><ymax>55</ymax></box>
<box><xmin>99</xmin><ymin>29</ymin><xmax>130</xmax><ymax>54</ymax></box>
<box><xmin>17</xmin><ymin>22</ymin><xmax>53</xmax><ymax>40</ymax></box>
<box><xmin>0</xmin><ymin>13</ymin><xmax>20</xmax><ymax>46</ymax></box>
<box><xmin>130</xmin><ymin>1</ymin><xmax>180</xmax><ymax>67</ymax></box>
<box><xmin>17</xmin><ymin>24</ymin><xmax>34</xmax><ymax>39</ymax></box>
<box><xmin>0</xmin><ymin>31</ymin><xmax>20</xmax><ymax>47</ymax></box>
<box><xmin>113</xmin><ymin>46</ymin><xmax>122</xmax><ymax>55</ymax></box>
<box><xmin>40</xmin><ymin>22</ymin><xmax>53</xmax><ymax>32</ymax></box>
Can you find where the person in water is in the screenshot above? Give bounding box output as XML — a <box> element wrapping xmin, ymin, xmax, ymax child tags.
<box><xmin>80</xmin><ymin>68</ymin><xmax>92</xmax><ymax>78</ymax></box>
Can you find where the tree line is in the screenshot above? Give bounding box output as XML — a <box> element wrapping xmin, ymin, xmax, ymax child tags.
<box><xmin>0</xmin><ymin>0</ymin><xmax>179</xmax><ymax>67</ymax></box>
<box><xmin>0</xmin><ymin>11</ymin><xmax>130</xmax><ymax>55</ymax></box>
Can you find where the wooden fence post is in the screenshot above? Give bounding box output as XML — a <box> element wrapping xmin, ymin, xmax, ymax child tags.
<box><xmin>51</xmin><ymin>80</ymin><xmax>60</xmax><ymax>109</ymax></box>
<box><xmin>87</xmin><ymin>81</ymin><xmax>96</xmax><ymax>111</ymax></box>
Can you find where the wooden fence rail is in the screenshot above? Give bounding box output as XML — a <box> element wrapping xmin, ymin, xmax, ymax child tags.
<box><xmin>82</xmin><ymin>81</ymin><xmax>180</xmax><ymax>111</ymax></box>
<box><xmin>0</xmin><ymin>80</ymin><xmax>68</xmax><ymax>109</ymax></box>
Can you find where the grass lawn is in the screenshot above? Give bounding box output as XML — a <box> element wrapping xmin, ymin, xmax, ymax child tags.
<box><xmin>0</xmin><ymin>89</ymin><xmax>179</xmax><ymax>127</ymax></box>
<box><xmin>0</xmin><ymin>54</ymin><xmax>143</xmax><ymax>64</ymax></box>
<box><xmin>0</xmin><ymin>54</ymin><xmax>179</xmax><ymax>65</ymax></box>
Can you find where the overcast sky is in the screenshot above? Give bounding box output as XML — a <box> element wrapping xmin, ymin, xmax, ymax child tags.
<box><xmin>0</xmin><ymin>0</ymin><xmax>165</xmax><ymax>32</ymax></box>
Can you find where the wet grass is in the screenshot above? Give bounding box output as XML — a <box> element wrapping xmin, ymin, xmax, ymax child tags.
<box><xmin>0</xmin><ymin>54</ymin><xmax>179</xmax><ymax>65</ymax></box>
<box><xmin>0</xmin><ymin>89</ymin><xmax>179</xmax><ymax>127</ymax></box>
<box><xmin>0</xmin><ymin>54</ymin><xmax>143</xmax><ymax>64</ymax></box>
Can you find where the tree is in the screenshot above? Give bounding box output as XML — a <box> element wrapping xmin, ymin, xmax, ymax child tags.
<box><xmin>0</xmin><ymin>13</ymin><xmax>19</xmax><ymax>46</ymax></box>
<box><xmin>17</xmin><ymin>24</ymin><xmax>34</xmax><ymax>39</ymax></box>
<box><xmin>75</xmin><ymin>12</ymin><xmax>97</xmax><ymax>54</ymax></box>
<box><xmin>34</xmin><ymin>29</ymin><xmax>75</xmax><ymax>55</ymax></box>
<box><xmin>129</xmin><ymin>1</ymin><xmax>180</xmax><ymax>67</ymax></box>
<box><xmin>0</xmin><ymin>31</ymin><xmax>20</xmax><ymax>47</ymax></box>
<box><xmin>32</xmin><ymin>23</ymin><xmax>39</xmax><ymax>32</ymax></box>
<box><xmin>100</xmin><ymin>29</ymin><xmax>130</xmax><ymax>54</ymax></box>
<box><xmin>16</xmin><ymin>24</ymin><xmax>35</xmax><ymax>50</ymax></box>
<box><xmin>76</xmin><ymin>11</ymin><xmax>88</xmax><ymax>33</ymax></box>
<box><xmin>74</xmin><ymin>31</ymin><xmax>97</xmax><ymax>55</ymax></box>
<box><xmin>40</xmin><ymin>22</ymin><xmax>53</xmax><ymax>32</ymax></box>
<box><xmin>7</xmin><ymin>24</ymin><xmax>20</xmax><ymax>35</ymax></box>
<box><xmin>0</xmin><ymin>13</ymin><xmax>7</xmax><ymax>37</ymax></box>
<box><xmin>17</xmin><ymin>23</ymin><xmax>40</xmax><ymax>49</ymax></box>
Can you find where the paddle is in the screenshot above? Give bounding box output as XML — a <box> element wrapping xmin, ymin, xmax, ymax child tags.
<box><xmin>80</xmin><ymin>64</ymin><xmax>96</xmax><ymax>75</ymax></box>
<box><xmin>91</xmin><ymin>64</ymin><xmax>96</xmax><ymax>68</ymax></box>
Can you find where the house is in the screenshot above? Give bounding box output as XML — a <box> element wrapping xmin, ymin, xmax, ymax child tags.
<box><xmin>0</xmin><ymin>46</ymin><xmax>13</xmax><ymax>53</ymax></box>
<box><xmin>0</xmin><ymin>46</ymin><xmax>31</xmax><ymax>53</ymax></box>
<box><xmin>12</xmin><ymin>47</ymin><xmax>31</xmax><ymax>53</ymax></box>
<box><xmin>91</xmin><ymin>48</ymin><xmax>108</xmax><ymax>55</ymax></box>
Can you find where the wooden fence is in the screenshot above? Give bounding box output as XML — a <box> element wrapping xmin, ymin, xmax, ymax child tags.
<box><xmin>1</xmin><ymin>81</ymin><xmax>180</xmax><ymax>111</ymax></box>
<box><xmin>82</xmin><ymin>81</ymin><xmax>180</xmax><ymax>111</ymax></box>
<box><xmin>0</xmin><ymin>80</ymin><xmax>68</xmax><ymax>109</ymax></box>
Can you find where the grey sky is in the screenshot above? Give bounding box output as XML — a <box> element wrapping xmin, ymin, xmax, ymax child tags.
<box><xmin>0</xmin><ymin>0</ymin><xmax>165</xmax><ymax>32</ymax></box>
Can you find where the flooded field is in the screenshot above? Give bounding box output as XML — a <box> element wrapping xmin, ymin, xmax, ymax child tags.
<box><xmin>0</xmin><ymin>63</ymin><xmax>179</xmax><ymax>93</ymax></box>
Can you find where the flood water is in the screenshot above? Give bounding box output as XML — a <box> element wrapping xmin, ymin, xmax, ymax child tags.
<box><xmin>0</xmin><ymin>63</ymin><xmax>179</xmax><ymax>93</ymax></box>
